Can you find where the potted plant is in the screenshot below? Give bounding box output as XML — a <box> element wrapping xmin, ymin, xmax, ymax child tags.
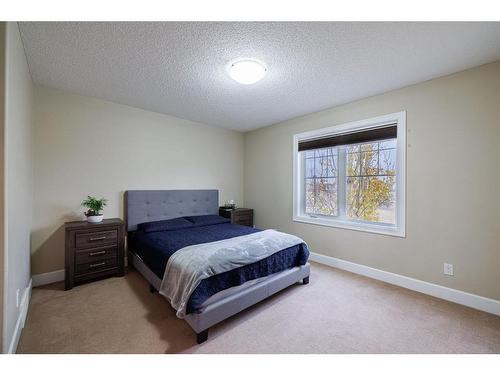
<box><xmin>82</xmin><ymin>196</ymin><xmax>108</xmax><ymax>223</ymax></box>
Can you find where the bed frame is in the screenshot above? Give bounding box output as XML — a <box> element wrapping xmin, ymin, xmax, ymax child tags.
<box><xmin>125</xmin><ymin>190</ymin><xmax>310</xmax><ymax>344</ymax></box>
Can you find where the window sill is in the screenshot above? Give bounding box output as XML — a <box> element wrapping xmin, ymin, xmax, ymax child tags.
<box><xmin>293</xmin><ymin>215</ymin><xmax>406</xmax><ymax>238</ymax></box>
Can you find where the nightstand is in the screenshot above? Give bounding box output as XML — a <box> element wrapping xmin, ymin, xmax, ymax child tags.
<box><xmin>219</xmin><ymin>207</ymin><xmax>254</xmax><ymax>227</ymax></box>
<box><xmin>64</xmin><ymin>218</ymin><xmax>125</xmax><ymax>290</ymax></box>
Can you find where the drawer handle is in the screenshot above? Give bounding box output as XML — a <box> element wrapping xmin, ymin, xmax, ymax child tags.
<box><xmin>89</xmin><ymin>250</ymin><xmax>106</xmax><ymax>256</ymax></box>
<box><xmin>89</xmin><ymin>262</ymin><xmax>106</xmax><ymax>268</ymax></box>
<box><xmin>89</xmin><ymin>236</ymin><xmax>107</xmax><ymax>241</ymax></box>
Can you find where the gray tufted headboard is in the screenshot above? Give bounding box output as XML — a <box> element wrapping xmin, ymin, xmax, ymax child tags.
<box><xmin>125</xmin><ymin>190</ymin><xmax>219</xmax><ymax>231</ymax></box>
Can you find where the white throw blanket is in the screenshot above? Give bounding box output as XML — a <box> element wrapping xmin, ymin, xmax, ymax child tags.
<box><xmin>159</xmin><ymin>229</ymin><xmax>305</xmax><ymax>317</ymax></box>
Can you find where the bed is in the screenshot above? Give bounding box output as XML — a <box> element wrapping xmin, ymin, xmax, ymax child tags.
<box><xmin>125</xmin><ymin>190</ymin><xmax>310</xmax><ymax>344</ymax></box>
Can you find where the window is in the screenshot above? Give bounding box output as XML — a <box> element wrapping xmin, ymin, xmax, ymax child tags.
<box><xmin>293</xmin><ymin>111</ymin><xmax>406</xmax><ymax>236</ymax></box>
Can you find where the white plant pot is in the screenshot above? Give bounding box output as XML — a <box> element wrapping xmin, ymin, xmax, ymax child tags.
<box><xmin>87</xmin><ymin>214</ymin><xmax>104</xmax><ymax>223</ymax></box>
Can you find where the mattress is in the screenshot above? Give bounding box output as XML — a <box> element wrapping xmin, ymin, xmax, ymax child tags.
<box><xmin>129</xmin><ymin>220</ymin><xmax>309</xmax><ymax>313</ymax></box>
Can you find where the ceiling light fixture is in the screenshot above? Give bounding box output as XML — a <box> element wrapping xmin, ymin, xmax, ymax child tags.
<box><xmin>227</xmin><ymin>59</ymin><xmax>267</xmax><ymax>85</ymax></box>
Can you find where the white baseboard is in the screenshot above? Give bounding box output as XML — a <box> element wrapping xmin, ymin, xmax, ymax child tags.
<box><xmin>309</xmin><ymin>252</ymin><xmax>500</xmax><ymax>317</ymax></box>
<box><xmin>32</xmin><ymin>269</ymin><xmax>65</xmax><ymax>287</ymax></box>
<box><xmin>7</xmin><ymin>279</ymin><xmax>32</xmax><ymax>354</ymax></box>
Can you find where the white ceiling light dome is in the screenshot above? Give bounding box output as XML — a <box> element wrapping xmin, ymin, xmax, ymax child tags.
<box><xmin>227</xmin><ymin>59</ymin><xmax>267</xmax><ymax>85</ymax></box>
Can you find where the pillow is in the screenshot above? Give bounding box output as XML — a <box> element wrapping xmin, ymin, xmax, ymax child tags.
<box><xmin>184</xmin><ymin>215</ymin><xmax>230</xmax><ymax>227</ymax></box>
<box><xmin>138</xmin><ymin>217</ymin><xmax>193</xmax><ymax>233</ymax></box>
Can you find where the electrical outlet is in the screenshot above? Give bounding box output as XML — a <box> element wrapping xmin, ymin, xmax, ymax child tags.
<box><xmin>16</xmin><ymin>289</ymin><xmax>20</xmax><ymax>308</ymax></box>
<box><xmin>444</xmin><ymin>263</ymin><xmax>454</xmax><ymax>276</ymax></box>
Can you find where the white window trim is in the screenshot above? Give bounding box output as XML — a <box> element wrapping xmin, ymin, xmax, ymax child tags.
<box><xmin>292</xmin><ymin>111</ymin><xmax>406</xmax><ymax>237</ymax></box>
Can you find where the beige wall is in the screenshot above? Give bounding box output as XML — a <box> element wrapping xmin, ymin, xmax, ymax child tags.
<box><xmin>2</xmin><ymin>22</ymin><xmax>34</xmax><ymax>353</ymax></box>
<box><xmin>32</xmin><ymin>86</ymin><xmax>244</xmax><ymax>275</ymax></box>
<box><xmin>244</xmin><ymin>61</ymin><xmax>500</xmax><ymax>300</ymax></box>
<box><xmin>0</xmin><ymin>22</ymin><xmax>6</xmax><ymax>352</ymax></box>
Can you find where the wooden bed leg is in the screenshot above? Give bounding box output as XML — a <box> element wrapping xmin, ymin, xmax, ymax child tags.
<box><xmin>149</xmin><ymin>284</ymin><xmax>158</xmax><ymax>293</ymax></box>
<box><xmin>196</xmin><ymin>329</ymin><xmax>209</xmax><ymax>344</ymax></box>
<box><xmin>303</xmin><ymin>276</ymin><xmax>310</xmax><ymax>285</ymax></box>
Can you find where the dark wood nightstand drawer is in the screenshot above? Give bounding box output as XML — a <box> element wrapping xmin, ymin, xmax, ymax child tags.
<box><xmin>234</xmin><ymin>215</ymin><xmax>252</xmax><ymax>225</ymax></box>
<box><xmin>75</xmin><ymin>257</ymin><xmax>118</xmax><ymax>275</ymax></box>
<box><xmin>233</xmin><ymin>212</ymin><xmax>251</xmax><ymax>220</ymax></box>
<box><xmin>236</xmin><ymin>220</ymin><xmax>252</xmax><ymax>227</ymax></box>
<box><xmin>75</xmin><ymin>229</ymin><xmax>118</xmax><ymax>249</ymax></box>
<box><xmin>75</xmin><ymin>245</ymin><xmax>118</xmax><ymax>265</ymax></box>
<box><xmin>219</xmin><ymin>208</ymin><xmax>254</xmax><ymax>227</ymax></box>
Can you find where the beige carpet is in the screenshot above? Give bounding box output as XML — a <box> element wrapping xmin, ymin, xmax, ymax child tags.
<box><xmin>17</xmin><ymin>262</ymin><xmax>500</xmax><ymax>354</ymax></box>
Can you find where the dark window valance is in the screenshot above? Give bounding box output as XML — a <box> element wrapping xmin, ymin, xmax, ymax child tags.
<box><xmin>298</xmin><ymin>124</ymin><xmax>397</xmax><ymax>152</ymax></box>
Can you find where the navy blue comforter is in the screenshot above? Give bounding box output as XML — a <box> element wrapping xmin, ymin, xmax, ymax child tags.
<box><xmin>130</xmin><ymin>221</ymin><xmax>309</xmax><ymax>314</ymax></box>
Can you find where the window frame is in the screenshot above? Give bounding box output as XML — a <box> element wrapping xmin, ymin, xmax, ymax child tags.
<box><xmin>292</xmin><ymin>111</ymin><xmax>406</xmax><ymax>237</ymax></box>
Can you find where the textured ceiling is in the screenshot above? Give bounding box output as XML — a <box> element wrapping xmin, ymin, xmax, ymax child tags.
<box><xmin>19</xmin><ymin>22</ymin><xmax>500</xmax><ymax>132</ymax></box>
